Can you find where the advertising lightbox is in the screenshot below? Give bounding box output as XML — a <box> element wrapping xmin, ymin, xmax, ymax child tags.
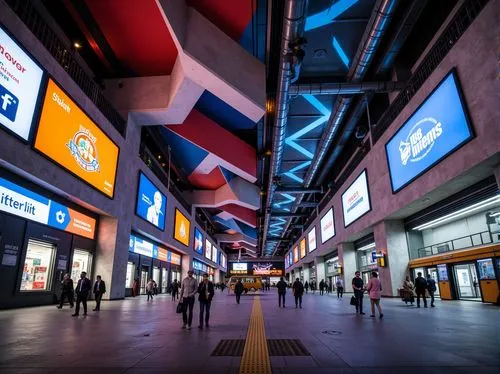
<box><xmin>320</xmin><ymin>208</ymin><xmax>335</xmax><ymax>243</ymax></box>
<box><xmin>285</xmin><ymin>254</ymin><xmax>289</xmax><ymax>268</ymax></box>
<box><xmin>0</xmin><ymin>176</ymin><xmax>96</xmax><ymax>239</ymax></box>
<box><xmin>385</xmin><ymin>70</ymin><xmax>473</xmax><ymax>192</ymax></box>
<box><xmin>293</xmin><ymin>246</ymin><xmax>299</xmax><ymax>263</ymax></box>
<box><xmin>205</xmin><ymin>239</ymin><xmax>212</xmax><ymax>260</ymax></box>
<box><xmin>135</xmin><ymin>172</ymin><xmax>166</xmax><ymax>230</ymax></box>
<box><xmin>300</xmin><ymin>238</ymin><xmax>306</xmax><ymax>259</ymax></box>
<box><xmin>212</xmin><ymin>245</ymin><xmax>218</xmax><ymax>264</ymax></box>
<box><xmin>194</xmin><ymin>228</ymin><xmax>204</xmax><ymax>255</ymax></box>
<box><xmin>173</xmin><ymin>208</ymin><xmax>190</xmax><ymax>246</ymax></box>
<box><xmin>308</xmin><ymin>227</ymin><xmax>317</xmax><ymax>252</ymax></box>
<box><xmin>0</xmin><ymin>26</ymin><xmax>44</xmax><ymax>141</ymax></box>
<box><xmin>232</xmin><ymin>263</ymin><xmax>247</xmax><ymax>271</ymax></box>
<box><xmin>288</xmin><ymin>251</ymin><xmax>293</xmax><ymax>267</ymax></box>
<box><xmin>34</xmin><ymin>79</ymin><xmax>119</xmax><ymax>198</ymax></box>
<box><xmin>341</xmin><ymin>170</ymin><xmax>371</xmax><ymax>227</ymax></box>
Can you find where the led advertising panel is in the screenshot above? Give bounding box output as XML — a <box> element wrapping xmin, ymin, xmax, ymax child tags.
<box><xmin>0</xmin><ymin>176</ymin><xmax>96</xmax><ymax>239</ymax></box>
<box><xmin>34</xmin><ymin>79</ymin><xmax>119</xmax><ymax>198</ymax></box>
<box><xmin>135</xmin><ymin>172</ymin><xmax>166</xmax><ymax>230</ymax></box>
<box><xmin>229</xmin><ymin>262</ymin><xmax>284</xmax><ymax>275</ymax></box>
<box><xmin>0</xmin><ymin>26</ymin><xmax>44</xmax><ymax>141</ymax></box>
<box><xmin>308</xmin><ymin>227</ymin><xmax>317</xmax><ymax>252</ymax></box>
<box><xmin>437</xmin><ymin>264</ymin><xmax>449</xmax><ymax>281</ymax></box>
<box><xmin>320</xmin><ymin>208</ymin><xmax>335</xmax><ymax>243</ymax></box>
<box><xmin>288</xmin><ymin>251</ymin><xmax>293</xmax><ymax>267</ymax></box>
<box><xmin>477</xmin><ymin>258</ymin><xmax>495</xmax><ymax>280</ymax></box>
<box><xmin>205</xmin><ymin>239</ymin><xmax>212</xmax><ymax>260</ymax></box>
<box><xmin>299</xmin><ymin>238</ymin><xmax>306</xmax><ymax>259</ymax></box>
<box><xmin>173</xmin><ymin>208</ymin><xmax>190</xmax><ymax>246</ymax></box>
<box><xmin>212</xmin><ymin>245</ymin><xmax>218</xmax><ymax>264</ymax></box>
<box><xmin>293</xmin><ymin>246</ymin><xmax>299</xmax><ymax>263</ymax></box>
<box><xmin>194</xmin><ymin>228</ymin><xmax>204</xmax><ymax>255</ymax></box>
<box><xmin>341</xmin><ymin>170</ymin><xmax>371</xmax><ymax>227</ymax></box>
<box><xmin>233</xmin><ymin>263</ymin><xmax>248</xmax><ymax>271</ymax></box>
<box><xmin>385</xmin><ymin>71</ymin><xmax>473</xmax><ymax>192</ymax></box>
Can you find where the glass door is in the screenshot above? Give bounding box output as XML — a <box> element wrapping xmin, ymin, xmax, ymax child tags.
<box><xmin>125</xmin><ymin>262</ymin><xmax>135</xmax><ymax>288</ymax></box>
<box><xmin>140</xmin><ymin>268</ymin><xmax>148</xmax><ymax>295</ymax></box>
<box><xmin>454</xmin><ymin>263</ymin><xmax>481</xmax><ymax>301</ymax></box>
<box><xmin>71</xmin><ymin>250</ymin><xmax>93</xmax><ymax>285</ymax></box>
<box><xmin>20</xmin><ymin>239</ymin><xmax>56</xmax><ymax>292</ymax></box>
<box><xmin>161</xmin><ymin>268</ymin><xmax>168</xmax><ymax>293</ymax></box>
<box><xmin>153</xmin><ymin>267</ymin><xmax>160</xmax><ymax>292</ymax></box>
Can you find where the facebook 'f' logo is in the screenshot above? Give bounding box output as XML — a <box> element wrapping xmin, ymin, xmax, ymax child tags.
<box><xmin>0</xmin><ymin>84</ymin><xmax>19</xmax><ymax>122</ymax></box>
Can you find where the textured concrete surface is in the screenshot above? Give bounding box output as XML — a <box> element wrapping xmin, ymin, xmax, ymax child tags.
<box><xmin>0</xmin><ymin>291</ymin><xmax>498</xmax><ymax>374</ymax></box>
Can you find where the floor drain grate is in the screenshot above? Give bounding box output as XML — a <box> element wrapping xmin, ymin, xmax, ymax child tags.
<box><xmin>211</xmin><ymin>339</ymin><xmax>246</xmax><ymax>356</ymax></box>
<box><xmin>267</xmin><ymin>339</ymin><xmax>311</xmax><ymax>356</ymax></box>
<box><xmin>322</xmin><ymin>330</ymin><xmax>342</xmax><ymax>335</ymax></box>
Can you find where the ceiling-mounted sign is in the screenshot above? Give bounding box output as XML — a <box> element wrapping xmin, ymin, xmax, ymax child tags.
<box><xmin>0</xmin><ymin>26</ymin><xmax>44</xmax><ymax>141</ymax></box>
<box><xmin>194</xmin><ymin>228</ymin><xmax>204</xmax><ymax>255</ymax></box>
<box><xmin>320</xmin><ymin>208</ymin><xmax>335</xmax><ymax>243</ymax></box>
<box><xmin>135</xmin><ymin>172</ymin><xmax>166</xmax><ymax>230</ymax></box>
<box><xmin>385</xmin><ymin>70</ymin><xmax>473</xmax><ymax>192</ymax></box>
<box><xmin>308</xmin><ymin>227</ymin><xmax>317</xmax><ymax>252</ymax></box>
<box><xmin>0</xmin><ymin>177</ymin><xmax>96</xmax><ymax>239</ymax></box>
<box><xmin>341</xmin><ymin>170</ymin><xmax>371</xmax><ymax>227</ymax></box>
<box><xmin>173</xmin><ymin>208</ymin><xmax>190</xmax><ymax>246</ymax></box>
<box><xmin>34</xmin><ymin>79</ymin><xmax>119</xmax><ymax>198</ymax></box>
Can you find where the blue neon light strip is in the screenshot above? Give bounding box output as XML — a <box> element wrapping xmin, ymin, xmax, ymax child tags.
<box><xmin>332</xmin><ymin>36</ymin><xmax>350</xmax><ymax>68</ymax></box>
<box><xmin>305</xmin><ymin>0</ymin><xmax>359</xmax><ymax>32</ymax></box>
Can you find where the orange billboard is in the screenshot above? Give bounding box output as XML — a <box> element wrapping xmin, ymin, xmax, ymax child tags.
<box><xmin>293</xmin><ymin>246</ymin><xmax>299</xmax><ymax>263</ymax></box>
<box><xmin>300</xmin><ymin>238</ymin><xmax>306</xmax><ymax>259</ymax></box>
<box><xmin>174</xmin><ymin>208</ymin><xmax>190</xmax><ymax>246</ymax></box>
<box><xmin>34</xmin><ymin>79</ymin><xmax>119</xmax><ymax>198</ymax></box>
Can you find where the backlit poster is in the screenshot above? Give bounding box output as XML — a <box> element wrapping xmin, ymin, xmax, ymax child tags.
<box><xmin>288</xmin><ymin>251</ymin><xmax>293</xmax><ymax>267</ymax></box>
<box><xmin>0</xmin><ymin>26</ymin><xmax>44</xmax><ymax>141</ymax></box>
<box><xmin>233</xmin><ymin>263</ymin><xmax>247</xmax><ymax>271</ymax></box>
<box><xmin>293</xmin><ymin>246</ymin><xmax>298</xmax><ymax>263</ymax></box>
<box><xmin>341</xmin><ymin>170</ymin><xmax>371</xmax><ymax>227</ymax></box>
<box><xmin>308</xmin><ymin>227</ymin><xmax>317</xmax><ymax>252</ymax></box>
<box><xmin>285</xmin><ymin>254</ymin><xmax>289</xmax><ymax>268</ymax></box>
<box><xmin>212</xmin><ymin>245</ymin><xmax>218</xmax><ymax>264</ymax></box>
<box><xmin>205</xmin><ymin>239</ymin><xmax>212</xmax><ymax>261</ymax></box>
<box><xmin>300</xmin><ymin>238</ymin><xmax>306</xmax><ymax>259</ymax></box>
<box><xmin>135</xmin><ymin>172</ymin><xmax>166</xmax><ymax>230</ymax></box>
<box><xmin>173</xmin><ymin>208</ymin><xmax>190</xmax><ymax>246</ymax></box>
<box><xmin>477</xmin><ymin>258</ymin><xmax>495</xmax><ymax>280</ymax></box>
<box><xmin>437</xmin><ymin>264</ymin><xmax>448</xmax><ymax>281</ymax></box>
<box><xmin>34</xmin><ymin>79</ymin><xmax>119</xmax><ymax>198</ymax></box>
<box><xmin>194</xmin><ymin>228</ymin><xmax>203</xmax><ymax>255</ymax></box>
<box><xmin>320</xmin><ymin>208</ymin><xmax>335</xmax><ymax>243</ymax></box>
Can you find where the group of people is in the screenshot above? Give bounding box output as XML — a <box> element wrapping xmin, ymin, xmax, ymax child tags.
<box><xmin>303</xmin><ymin>279</ymin><xmax>344</xmax><ymax>297</ymax></box>
<box><xmin>178</xmin><ymin>270</ymin><xmax>215</xmax><ymax>330</ymax></box>
<box><xmin>402</xmin><ymin>272</ymin><xmax>437</xmax><ymax>307</ymax></box>
<box><xmin>146</xmin><ymin>279</ymin><xmax>159</xmax><ymax>301</ymax></box>
<box><xmin>57</xmin><ymin>272</ymin><xmax>106</xmax><ymax>316</ymax></box>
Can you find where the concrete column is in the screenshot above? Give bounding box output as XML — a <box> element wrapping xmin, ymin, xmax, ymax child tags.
<box><xmin>338</xmin><ymin>242</ymin><xmax>356</xmax><ymax>292</ymax></box>
<box><xmin>374</xmin><ymin>220</ymin><xmax>410</xmax><ymax>297</ymax></box>
<box><xmin>214</xmin><ymin>269</ymin><xmax>221</xmax><ymax>284</ymax></box>
<box><xmin>314</xmin><ymin>256</ymin><xmax>326</xmax><ymax>286</ymax></box>
<box><xmin>302</xmin><ymin>262</ymin><xmax>311</xmax><ymax>284</ymax></box>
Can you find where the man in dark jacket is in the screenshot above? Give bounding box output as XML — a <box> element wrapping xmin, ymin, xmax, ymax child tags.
<box><xmin>426</xmin><ymin>274</ymin><xmax>437</xmax><ymax>308</ymax></box>
<box><xmin>414</xmin><ymin>272</ymin><xmax>428</xmax><ymax>308</ymax></box>
<box><xmin>57</xmin><ymin>273</ymin><xmax>74</xmax><ymax>309</ymax></box>
<box><xmin>276</xmin><ymin>277</ymin><xmax>287</xmax><ymax>308</ymax></box>
<box><xmin>352</xmin><ymin>271</ymin><xmax>365</xmax><ymax>315</ymax></box>
<box><xmin>92</xmin><ymin>275</ymin><xmax>106</xmax><ymax>311</ymax></box>
<box><xmin>198</xmin><ymin>273</ymin><xmax>215</xmax><ymax>329</ymax></box>
<box><xmin>72</xmin><ymin>272</ymin><xmax>91</xmax><ymax>317</ymax></box>
<box><xmin>319</xmin><ymin>279</ymin><xmax>325</xmax><ymax>295</ymax></box>
<box><xmin>292</xmin><ymin>278</ymin><xmax>304</xmax><ymax>308</ymax></box>
<box><xmin>234</xmin><ymin>279</ymin><xmax>244</xmax><ymax>304</ymax></box>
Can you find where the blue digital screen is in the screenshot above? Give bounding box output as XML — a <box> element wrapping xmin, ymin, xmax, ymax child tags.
<box><xmin>385</xmin><ymin>71</ymin><xmax>473</xmax><ymax>192</ymax></box>
<box><xmin>135</xmin><ymin>173</ymin><xmax>167</xmax><ymax>230</ymax></box>
<box><xmin>194</xmin><ymin>228</ymin><xmax>204</xmax><ymax>255</ymax></box>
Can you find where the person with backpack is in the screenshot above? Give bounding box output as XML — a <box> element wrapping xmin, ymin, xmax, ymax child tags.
<box><xmin>276</xmin><ymin>277</ymin><xmax>287</xmax><ymax>308</ymax></box>
<box><xmin>414</xmin><ymin>272</ymin><xmax>428</xmax><ymax>308</ymax></box>
<box><xmin>365</xmin><ymin>271</ymin><xmax>383</xmax><ymax>319</ymax></box>
<box><xmin>426</xmin><ymin>274</ymin><xmax>437</xmax><ymax>308</ymax></box>
<box><xmin>292</xmin><ymin>278</ymin><xmax>304</xmax><ymax>308</ymax></box>
<box><xmin>234</xmin><ymin>279</ymin><xmax>244</xmax><ymax>304</ymax></box>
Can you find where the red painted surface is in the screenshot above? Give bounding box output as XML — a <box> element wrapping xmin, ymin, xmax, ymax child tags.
<box><xmin>166</xmin><ymin>110</ymin><xmax>257</xmax><ymax>179</ymax></box>
<box><xmin>188</xmin><ymin>167</ymin><xmax>226</xmax><ymax>190</ymax></box>
<box><xmin>85</xmin><ymin>0</ymin><xmax>177</xmax><ymax>75</ymax></box>
<box><xmin>186</xmin><ymin>0</ymin><xmax>255</xmax><ymax>41</ymax></box>
<box><xmin>219</xmin><ymin>204</ymin><xmax>257</xmax><ymax>227</ymax></box>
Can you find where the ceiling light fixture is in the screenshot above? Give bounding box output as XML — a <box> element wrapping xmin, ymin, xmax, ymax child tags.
<box><xmin>73</xmin><ymin>42</ymin><xmax>82</xmax><ymax>49</ymax></box>
<box><xmin>356</xmin><ymin>242</ymin><xmax>376</xmax><ymax>252</ymax></box>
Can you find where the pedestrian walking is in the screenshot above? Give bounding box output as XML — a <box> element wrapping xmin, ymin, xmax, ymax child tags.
<box><xmin>352</xmin><ymin>271</ymin><xmax>365</xmax><ymax>315</ymax></box>
<box><xmin>277</xmin><ymin>277</ymin><xmax>287</xmax><ymax>308</ymax></box>
<box><xmin>319</xmin><ymin>279</ymin><xmax>325</xmax><ymax>295</ymax></box>
<box><xmin>234</xmin><ymin>279</ymin><xmax>244</xmax><ymax>304</ymax></box>
<box><xmin>304</xmin><ymin>281</ymin><xmax>309</xmax><ymax>294</ymax></box>
<box><xmin>180</xmin><ymin>270</ymin><xmax>197</xmax><ymax>329</ymax></box>
<box><xmin>92</xmin><ymin>275</ymin><xmax>106</xmax><ymax>311</ymax></box>
<box><xmin>402</xmin><ymin>276</ymin><xmax>415</xmax><ymax>305</ymax></box>
<box><xmin>153</xmin><ymin>280</ymin><xmax>158</xmax><ymax>295</ymax></box>
<box><xmin>146</xmin><ymin>279</ymin><xmax>155</xmax><ymax>301</ymax></box>
<box><xmin>198</xmin><ymin>273</ymin><xmax>214</xmax><ymax>329</ymax></box>
<box><xmin>292</xmin><ymin>278</ymin><xmax>304</xmax><ymax>308</ymax></box>
<box><xmin>426</xmin><ymin>274</ymin><xmax>437</xmax><ymax>308</ymax></box>
<box><xmin>72</xmin><ymin>272</ymin><xmax>91</xmax><ymax>317</ymax></box>
<box><xmin>171</xmin><ymin>279</ymin><xmax>179</xmax><ymax>301</ymax></box>
<box><xmin>336</xmin><ymin>277</ymin><xmax>344</xmax><ymax>299</ymax></box>
<box><xmin>365</xmin><ymin>272</ymin><xmax>383</xmax><ymax>319</ymax></box>
<box><xmin>414</xmin><ymin>272</ymin><xmax>428</xmax><ymax>308</ymax></box>
<box><xmin>57</xmin><ymin>273</ymin><xmax>74</xmax><ymax>309</ymax></box>
<box><xmin>132</xmin><ymin>278</ymin><xmax>139</xmax><ymax>297</ymax></box>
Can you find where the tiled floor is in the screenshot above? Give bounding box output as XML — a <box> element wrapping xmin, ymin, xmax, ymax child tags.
<box><xmin>0</xmin><ymin>291</ymin><xmax>498</xmax><ymax>373</ymax></box>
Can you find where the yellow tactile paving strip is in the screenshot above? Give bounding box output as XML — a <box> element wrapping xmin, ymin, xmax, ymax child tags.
<box><xmin>239</xmin><ymin>296</ymin><xmax>272</xmax><ymax>374</ymax></box>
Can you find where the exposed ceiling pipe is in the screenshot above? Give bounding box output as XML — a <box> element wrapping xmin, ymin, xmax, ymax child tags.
<box><xmin>289</xmin><ymin>81</ymin><xmax>405</xmax><ymax>95</ymax></box>
<box><xmin>262</xmin><ymin>0</ymin><xmax>308</xmax><ymax>256</ymax></box>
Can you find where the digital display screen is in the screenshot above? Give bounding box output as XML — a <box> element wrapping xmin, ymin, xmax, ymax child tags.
<box><xmin>341</xmin><ymin>170</ymin><xmax>371</xmax><ymax>227</ymax></box>
<box><xmin>300</xmin><ymin>238</ymin><xmax>306</xmax><ymax>259</ymax></box>
<box><xmin>320</xmin><ymin>208</ymin><xmax>335</xmax><ymax>243</ymax></box>
<box><xmin>194</xmin><ymin>228</ymin><xmax>203</xmax><ymax>255</ymax></box>
<box><xmin>232</xmin><ymin>263</ymin><xmax>247</xmax><ymax>271</ymax></box>
<box><xmin>385</xmin><ymin>71</ymin><xmax>473</xmax><ymax>192</ymax></box>
<box><xmin>135</xmin><ymin>172</ymin><xmax>166</xmax><ymax>230</ymax></box>
<box><xmin>293</xmin><ymin>246</ymin><xmax>298</xmax><ymax>263</ymax></box>
<box><xmin>477</xmin><ymin>258</ymin><xmax>495</xmax><ymax>280</ymax></box>
<box><xmin>35</xmin><ymin>79</ymin><xmax>119</xmax><ymax>198</ymax></box>
<box><xmin>308</xmin><ymin>227</ymin><xmax>317</xmax><ymax>252</ymax></box>
<box><xmin>437</xmin><ymin>264</ymin><xmax>448</xmax><ymax>281</ymax></box>
<box><xmin>212</xmin><ymin>245</ymin><xmax>218</xmax><ymax>264</ymax></box>
<box><xmin>0</xmin><ymin>26</ymin><xmax>44</xmax><ymax>141</ymax></box>
<box><xmin>205</xmin><ymin>239</ymin><xmax>212</xmax><ymax>260</ymax></box>
<box><xmin>173</xmin><ymin>208</ymin><xmax>190</xmax><ymax>246</ymax></box>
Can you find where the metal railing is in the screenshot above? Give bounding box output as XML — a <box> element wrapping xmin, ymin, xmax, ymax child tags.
<box><xmin>415</xmin><ymin>231</ymin><xmax>493</xmax><ymax>259</ymax></box>
<box><xmin>5</xmin><ymin>0</ymin><xmax>126</xmax><ymax>136</ymax></box>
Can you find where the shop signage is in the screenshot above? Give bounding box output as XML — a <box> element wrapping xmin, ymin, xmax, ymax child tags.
<box><xmin>232</xmin><ymin>263</ymin><xmax>247</xmax><ymax>271</ymax></box>
<box><xmin>135</xmin><ymin>172</ymin><xmax>166</xmax><ymax>230</ymax></box>
<box><xmin>0</xmin><ymin>26</ymin><xmax>44</xmax><ymax>141</ymax></box>
<box><xmin>194</xmin><ymin>228</ymin><xmax>204</xmax><ymax>255</ymax></box>
<box><xmin>341</xmin><ymin>170</ymin><xmax>371</xmax><ymax>227</ymax></box>
<box><xmin>193</xmin><ymin>259</ymin><xmax>211</xmax><ymax>273</ymax></box>
<box><xmin>0</xmin><ymin>177</ymin><xmax>96</xmax><ymax>239</ymax></box>
<box><xmin>229</xmin><ymin>261</ymin><xmax>284</xmax><ymax>276</ymax></box>
<box><xmin>129</xmin><ymin>234</ymin><xmax>181</xmax><ymax>265</ymax></box>
<box><xmin>299</xmin><ymin>238</ymin><xmax>306</xmax><ymax>259</ymax></box>
<box><xmin>34</xmin><ymin>79</ymin><xmax>119</xmax><ymax>198</ymax></box>
<box><xmin>320</xmin><ymin>208</ymin><xmax>335</xmax><ymax>243</ymax></box>
<box><xmin>173</xmin><ymin>208</ymin><xmax>190</xmax><ymax>246</ymax></box>
<box><xmin>205</xmin><ymin>239</ymin><xmax>212</xmax><ymax>260</ymax></box>
<box><xmin>308</xmin><ymin>227</ymin><xmax>317</xmax><ymax>252</ymax></box>
<box><xmin>385</xmin><ymin>71</ymin><xmax>474</xmax><ymax>192</ymax></box>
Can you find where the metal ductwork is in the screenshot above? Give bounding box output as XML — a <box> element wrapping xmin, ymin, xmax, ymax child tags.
<box><xmin>262</xmin><ymin>0</ymin><xmax>308</xmax><ymax>256</ymax></box>
<box><xmin>289</xmin><ymin>81</ymin><xmax>405</xmax><ymax>95</ymax></box>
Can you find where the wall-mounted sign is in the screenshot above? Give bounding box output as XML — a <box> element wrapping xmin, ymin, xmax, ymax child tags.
<box><xmin>0</xmin><ymin>26</ymin><xmax>44</xmax><ymax>141</ymax></box>
<box><xmin>285</xmin><ymin>253</ymin><xmax>290</xmax><ymax>268</ymax></box>
<box><xmin>220</xmin><ymin>253</ymin><xmax>227</xmax><ymax>270</ymax></box>
<box><xmin>194</xmin><ymin>228</ymin><xmax>204</xmax><ymax>255</ymax></box>
<box><xmin>307</xmin><ymin>227</ymin><xmax>317</xmax><ymax>252</ymax></box>
<box><xmin>385</xmin><ymin>70</ymin><xmax>473</xmax><ymax>192</ymax></box>
<box><xmin>229</xmin><ymin>261</ymin><xmax>284</xmax><ymax>276</ymax></box>
<box><xmin>293</xmin><ymin>246</ymin><xmax>298</xmax><ymax>263</ymax></box>
<box><xmin>34</xmin><ymin>79</ymin><xmax>119</xmax><ymax>198</ymax></box>
<box><xmin>341</xmin><ymin>170</ymin><xmax>371</xmax><ymax>227</ymax></box>
<box><xmin>205</xmin><ymin>239</ymin><xmax>212</xmax><ymax>260</ymax></box>
<box><xmin>299</xmin><ymin>238</ymin><xmax>306</xmax><ymax>259</ymax></box>
<box><xmin>477</xmin><ymin>258</ymin><xmax>495</xmax><ymax>280</ymax></box>
<box><xmin>212</xmin><ymin>245</ymin><xmax>218</xmax><ymax>264</ymax></box>
<box><xmin>0</xmin><ymin>177</ymin><xmax>96</xmax><ymax>239</ymax></box>
<box><xmin>288</xmin><ymin>251</ymin><xmax>293</xmax><ymax>267</ymax></box>
<box><xmin>129</xmin><ymin>234</ymin><xmax>181</xmax><ymax>265</ymax></box>
<box><xmin>173</xmin><ymin>208</ymin><xmax>190</xmax><ymax>246</ymax></box>
<box><xmin>232</xmin><ymin>263</ymin><xmax>248</xmax><ymax>271</ymax></box>
<box><xmin>437</xmin><ymin>264</ymin><xmax>449</xmax><ymax>281</ymax></box>
<box><xmin>135</xmin><ymin>172</ymin><xmax>166</xmax><ymax>230</ymax></box>
<box><xmin>320</xmin><ymin>208</ymin><xmax>335</xmax><ymax>243</ymax></box>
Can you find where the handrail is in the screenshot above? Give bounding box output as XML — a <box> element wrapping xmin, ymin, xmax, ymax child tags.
<box><xmin>415</xmin><ymin>231</ymin><xmax>492</xmax><ymax>259</ymax></box>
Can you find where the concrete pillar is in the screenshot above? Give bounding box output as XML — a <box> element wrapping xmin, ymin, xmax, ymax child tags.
<box><xmin>338</xmin><ymin>242</ymin><xmax>356</xmax><ymax>292</ymax></box>
<box><xmin>302</xmin><ymin>262</ymin><xmax>311</xmax><ymax>284</ymax></box>
<box><xmin>314</xmin><ymin>256</ymin><xmax>326</xmax><ymax>286</ymax></box>
<box><xmin>374</xmin><ymin>220</ymin><xmax>410</xmax><ymax>297</ymax></box>
<box><xmin>214</xmin><ymin>269</ymin><xmax>221</xmax><ymax>284</ymax></box>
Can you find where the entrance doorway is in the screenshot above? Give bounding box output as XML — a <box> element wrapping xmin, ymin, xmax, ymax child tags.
<box><xmin>140</xmin><ymin>268</ymin><xmax>149</xmax><ymax>295</ymax></box>
<box><xmin>453</xmin><ymin>263</ymin><xmax>481</xmax><ymax>301</ymax></box>
<box><xmin>427</xmin><ymin>267</ymin><xmax>440</xmax><ymax>296</ymax></box>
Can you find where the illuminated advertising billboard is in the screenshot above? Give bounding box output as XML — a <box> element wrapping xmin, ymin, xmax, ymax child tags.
<box><xmin>173</xmin><ymin>208</ymin><xmax>190</xmax><ymax>246</ymax></box>
<box><xmin>0</xmin><ymin>26</ymin><xmax>44</xmax><ymax>141</ymax></box>
<box><xmin>34</xmin><ymin>79</ymin><xmax>119</xmax><ymax>198</ymax></box>
<box><xmin>129</xmin><ymin>234</ymin><xmax>181</xmax><ymax>265</ymax></box>
<box><xmin>300</xmin><ymin>238</ymin><xmax>306</xmax><ymax>259</ymax></box>
<box><xmin>229</xmin><ymin>262</ymin><xmax>284</xmax><ymax>276</ymax></box>
<box><xmin>212</xmin><ymin>245</ymin><xmax>218</xmax><ymax>264</ymax></box>
<box><xmin>385</xmin><ymin>71</ymin><xmax>473</xmax><ymax>192</ymax></box>
<box><xmin>194</xmin><ymin>228</ymin><xmax>203</xmax><ymax>255</ymax></box>
<box><xmin>285</xmin><ymin>253</ymin><xmax>289</xmax><ymax>268</ymax></box>
<box><xmin>288</xmin><ymin>251</ymin><xmax>293</xmax><ymax>267</ymax></box>
<box><xmin>293</xmin><ymin>246</ymin><xmax>298</xmax><ymax>263</ymax></box>
<box><xmin>135</xmin><ymin>172</ymin><xmax>166</xmax><ymax>230</ymax></box>
<box><xmin>0</xmin><ymin>176</ymin><xmax>96</xmax><ymax>239</ymax></box>
<box><xmin>341</xmin><ymin>170</ymin><xmax>371</xmax><ymax>227</ymax></box>
<box><xmin>205</xmin><ymin>239</ymin><xmax>212</xmax><ymax>260</ymax></box>
<box><xmin>320</xmin><ymin>208</ymin><xmax>335</xmax><ymax>243</ymax></box>
<box><xmin>308</xmin><ymin>227</ymin><xmax>317</xmax><ymax>252</ymax></box>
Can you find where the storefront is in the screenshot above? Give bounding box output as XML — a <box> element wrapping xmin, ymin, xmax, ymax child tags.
<box><xmin>0</xmin><ymin>172</ymin><xmax>97</xmax><ymax>309</ymax></box>
<box><xmin>354</xmin><ymin>234</ymin><xmax>378</xmax><ymax>285</ymax></box>
<box><xmin>193</xmin><ymin>259</ymin><xmax>215</xmax><ymax>283</ymax></box>
<box><xmin>325</xmin><ymin>253</ymin><xmax>341</xmax><ymax>288</ymax></box>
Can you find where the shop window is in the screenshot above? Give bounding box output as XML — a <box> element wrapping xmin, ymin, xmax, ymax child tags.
<box><xmin>71</xmin><ymin>250</ymin><xmax>93</xmax><ymax>285</ymax></box>
<box><xmin>153</xmin><ymin>267</ymin><xmax>160</xmax><ymax>287</ymax></box>
<box><xmin>162</xmin><ymin>268</ymin><xmax>168</xmax><ymax>290</ymax></box>
<box><xmin>20</xmin><ymin>239</ymin><xmax>56</xmax><ymax>292</ymax></box>
<box><xmin>125</xmin><ymin>262</ymin><xmax>135</xmax><ymax>288</ymax></box>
